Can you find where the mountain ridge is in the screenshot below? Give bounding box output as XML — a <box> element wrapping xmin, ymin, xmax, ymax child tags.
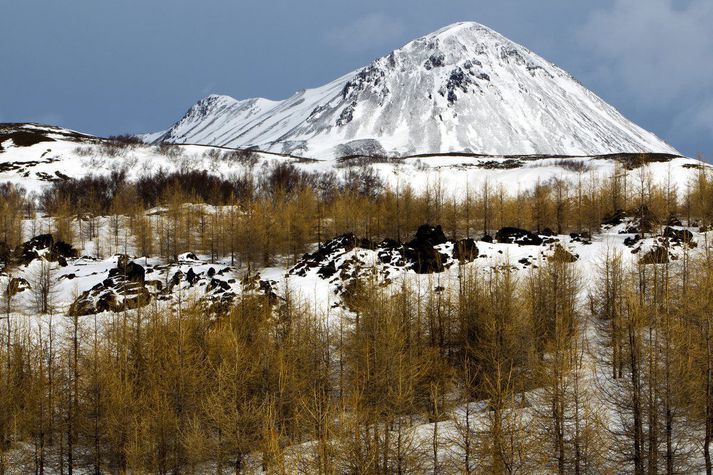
<box><xmin>150</xmin><ymin>21</ymin><xmax>678</xmax><ymax>159</ymax></box>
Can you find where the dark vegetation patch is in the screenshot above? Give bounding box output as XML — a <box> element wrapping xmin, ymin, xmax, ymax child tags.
<box><xmin>551</xmin><ymin>159</ymin><xmax>591</xmax><ymax>173</ymax></box>
<box><xmin>592</xmin><ymin>153</ymin><xmax>679</xmax><ymax>170</ymax></box>
<box><xmin>478</xmin><ymin>159</ymin><xmax>524</xmax><ymax>170</ymax></box>
<box><xmin>0</xmin><ymin>123</ymin><xmax>96</xmax><ymax>144</ymax></box>
<box><xmin>0</xmin><ymin>130</ymin><xmax>55</xmax><ymax>150</ymax></box>
<box><xmin>38</xmin><ymin>162</ymin><xmax>385</xmax><ymax>213</ymax></box>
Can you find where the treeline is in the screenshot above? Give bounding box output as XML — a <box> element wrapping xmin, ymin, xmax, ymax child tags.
<box><xmin>1</xmin><ymin>160</ymin><xmax>711</xmax><ymax>269</ymax></box>
<box><xmin>592</xmin><ymin>246</ymin><xmax>713</xmax><ymax>473</ymax></box>
<box><xmin>4</xmin><ymin>250</ymin><xmax>712</xmax><ymax>472</ymax></box>
<box><xmin>0</xmin><ymin>259</ymin><xmax>609</xmax><ymax>473</ymax></box>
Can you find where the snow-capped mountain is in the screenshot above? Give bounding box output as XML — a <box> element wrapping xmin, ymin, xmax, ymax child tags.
<box><xmin>152</xmin><ymin>21</ymin><xmax>678</xmax><ymax>159</ymax></box>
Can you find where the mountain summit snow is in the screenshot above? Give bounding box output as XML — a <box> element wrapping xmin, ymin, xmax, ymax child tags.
<box><xmin>151</xmin><ymin>22</ymin><xmax>678</xmax><ymax>159</ymax></box>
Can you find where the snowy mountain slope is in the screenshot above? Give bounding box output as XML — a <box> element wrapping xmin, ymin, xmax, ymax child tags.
<box><xmin>0</xmin><ymin>123</ymin><xmax>705</xmax><ymax>197</ymax></box>
<box><xmin>152</xmin><ymin>22</ymin><xmax>678</xmax><ymax>159</ymax></box>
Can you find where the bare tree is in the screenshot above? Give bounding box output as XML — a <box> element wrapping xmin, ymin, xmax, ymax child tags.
<box><xmin>28</xmin><ymin>259</ymin><xmax>58</xmax><ymax>315</ymax></box>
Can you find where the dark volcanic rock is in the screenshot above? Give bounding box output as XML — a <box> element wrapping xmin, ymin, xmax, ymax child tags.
<box><xmin>69</xmin><ymin>281</ymin><xmax>150</xmax><ymax>316</ymax></box>
<box><xmin>602</xmin><ymin>209</ymin><xmax>627</xmax><ymax>227</ymax></box>
<box><xmin>663</xmin><ymin>227</ymin><xmax>694</xmax><ymax>244</ymax></box>
<box><xmin>495</xmin><ymin>227</ymin><xmax>543</xmax><ymax>246</ymax></box>
<box><xmin>624</xmin><ymin>235</ymin><xmax>641</xmax><ymax>247</ymax></box>
<box><xmin>453</xmin><ymin>238</ymin><xmax>478</xmax><ymax>263</ymax></box>
<box><xmin>70</xmin><ymin>255</ymin><xmax>150</xmax><ymax>316</ymax></box>
<box><xmin>186</xmin><ymin>268</ymin><xmax>200</xmax><ymax>285</ymax></box>
<box><xmin>317</xmin><ymin>261</ymin><xmax>338</xmax><ymax>279</ymax></box>
<box><xmin>405</xmin><ymin>225</ymin><xmax>449</xmax><ymax>273</ymax></box>
<box><xmin>411</xmin><ymin>224</ymin><xmax>447</xmax><ymax>246</ymax></box>
<box><xmin>207</xmin><ymin>278</ymin><xmax>230</xmax><ymax>293</ymax></box>
<box><xmin>13</xmin><ymin>234</ymin><xmax>78</xmax><ymax>266</ymax></box>
<box><xmin>108</xmin><ymin>255</ymin><xmax>145</xmax><ymax>284</ymax></box>
<box><xmin>569</xmin><ymin>232</ymin><xmax>591</xmax><ymax>244</ymax></box>
<box><xmin>640</xmin><ymin>246</ymin><xmax>669</xmax><ymax>265</ymax></box>
<box><xmin>7</xmin><ymin>277</ymin><xmax>30</xmax><ymax>296</ymax></box>
<box><xmin>292</xmin><ymin>233</ymin><xmax>357</xmax><ymax>278</ymax></box>
<box><xmin>666</xmin><ymin>216</ymin><xmax>683</xmax><ymax>227</ymax></box>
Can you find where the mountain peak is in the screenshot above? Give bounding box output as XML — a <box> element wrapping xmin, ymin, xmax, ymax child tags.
<box><xmin>153</xmin><ymin>22</ymin><xmax>678</xmax><ymax>158</ymax></box>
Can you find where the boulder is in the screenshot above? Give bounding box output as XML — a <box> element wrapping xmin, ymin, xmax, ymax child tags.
<box><xmin>663</xmin><ymin>227</ymin><xmax>694</xmax><ymax>244</ymax></box>
<box><xmin>207</xmin><ymin>278</ymin><xmax>230</xmax><ymax>293</ymax></box>
<box><xmin>291</xmin><ymin>233</ymin><xmax>357</xmax><ymax>277</ymax></box>
<box><xmin>109</xmin><ymin>255</ymin><xmax>145</xmax><ymax>283</ymax></box>
<box><xmin>186</xmin><ymin>268</ymin><xmax>200</xmax><ymax>285</ymax></box>
<box><xmin>453</xmin><ymin>238</ymin><xmax>478</xmax><ymax>263</ymax></box>
<box><xmin>13</xmin><ymin>234</ymin><xmax>77</xmax><ymax>266</ymax></box>
<box><xmin>624</xmin><ymin>235</ymin><xmax>641</xmax><ymax>247</ymax></box>
<box><xmin>640</xmin><ymin>246</ymin><xmax>669</xmax><ymax>265</ymax></box>
<box><xmin>666</xmin><ymin>216</ymin><xmax>683</xmax><ymax>227</ymax></box>
<box><xmin>602</xmin><ymin>209</ymin><xmax>627</xmax><ymax>226</ymax></box>
<box><xmin>405</xmin><ymin>225</ymin><xmax>449</xmax><ymax>273</ymax></box>
<box><xmin>7</xmin><ymin>277</ymin><xmax>30</xmax><ymax>296</ymax></box>
<box><xmin>317</xmin><ymin>261</ymin><xmax>338</xmax><ymax>279</ymax></box>
<box><xmin>411</xmin><ymin>224</ymin><xmax>447</xmax><ymax>246</ymax></box>
<box><xmin>69</xmin><ymin>284</ymin><xmax>150</xmax><ymax>316</ymax></box>
<box><xmin>550</xmin><ymin>244</ymin><xmax>578</xmax><ymax>263</ymax></box>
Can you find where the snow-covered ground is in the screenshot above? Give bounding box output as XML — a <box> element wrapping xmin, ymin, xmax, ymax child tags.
<box><xmin>0</xmin><ymin>124</ymin><xmax>707</xmax><ymax>198</ymax></box>
<box><xmin>1</xmin><ymin>205</ymin><xmax>710</xmax><ymax>471</ymax></box>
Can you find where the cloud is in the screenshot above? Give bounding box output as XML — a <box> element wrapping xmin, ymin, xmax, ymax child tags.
<box><xmin>578</xmin><ymin>0</ymin><xmax>713</xmax><ymax>104</ymax></box>
<box><xmin>328</xmin><ymin>13</ymin><xmax>405</xmax><ymax>54</ymax></box>
<box><xmin>578</xmin><ymin>0</ymin><xmax>713</xmax><ymax>156</ymax></box>
<box><xmin>692</xmin><ymin>97</ymin><xmax>713</xmax><ymax>134</ymax></box>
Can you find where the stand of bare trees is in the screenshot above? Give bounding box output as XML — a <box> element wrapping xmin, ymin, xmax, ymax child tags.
<box><xmin>0</xmin><ymin>159</ymin><xmax>712</xmax><ymax>472</ymax></box>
